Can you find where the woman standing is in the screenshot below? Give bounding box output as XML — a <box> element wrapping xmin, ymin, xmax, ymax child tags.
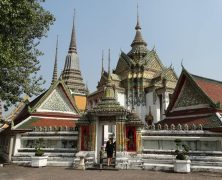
<box><xmin>105</xmin><ymin>138</ymin><xmax>114</xmax><ymax>166</ymax></box>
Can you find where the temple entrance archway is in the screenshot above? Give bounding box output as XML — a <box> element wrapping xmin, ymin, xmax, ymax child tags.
<box><xmin>95</xmin><ymin>119</ymin><xmax>116</xmax><ymax>164</ymax></box>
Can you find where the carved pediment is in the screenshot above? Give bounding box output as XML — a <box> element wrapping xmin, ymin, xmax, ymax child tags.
<box><xmin>37</xmin><ymin>86</ymin><xmax>77</xmax><ymax>114</ymax></box>
<box><xmin>175</xmin><ymin>79</ymin><xmax>209</xmax><ymax>108</ymax></box>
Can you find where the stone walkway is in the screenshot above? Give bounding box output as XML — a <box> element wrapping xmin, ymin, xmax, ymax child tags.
<box><xmin>0</xmin><ymin>165</ymin><xmax>222</xmax><ymax>180</ymax></box>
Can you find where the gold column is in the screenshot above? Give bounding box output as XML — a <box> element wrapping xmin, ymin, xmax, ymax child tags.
<box><xmin>90</xmin><ymin>123</ymin><xmax>96</xmax><ymax>151</ymax></box>
<box><xmin>116</xmin><ymin>122</ymin><xmax>125</xmax><ymax>151</ymax></box>
<box><xmin>116</xmin><ymin>122</ymin><xmax>120</xmax><ymax>151</ymax></box>
<box><xmin>136</xmin><ymin>128</ymin><xmax>142</xmax><ymax>153</ymax></box>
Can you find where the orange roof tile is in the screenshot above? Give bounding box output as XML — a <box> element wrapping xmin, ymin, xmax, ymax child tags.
<box><xmin>32</xmin><ymin>119</ymin><xmax>75</xmax><ymax>127</ymax></box>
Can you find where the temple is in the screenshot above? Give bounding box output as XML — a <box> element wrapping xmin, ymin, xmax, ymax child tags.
<box><xmin>1</xmin><ymin>8</ymin><xmax>222</xmax><ymax>172</ymax></box>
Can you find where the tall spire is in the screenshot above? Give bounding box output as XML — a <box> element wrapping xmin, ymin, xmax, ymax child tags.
<box><xmin>103</xmin><ymin>48</ymin><xmax>115</xmax><ymax>99</ymax></box>
<box><xmin>130</xmin><ymin>4</ymin><xmax>147</xmax><ymax>47</ymax></box>
<box><xmin>101</xmin><ymin>49</ymin><xmax>104</xmax><ymax>76</ymax></box>
<box><xmin>108</xmin><ymin>48</ymin><xmax>111</xmax><ymax>75</ymax></box>
<box><xmin>128</xmin><ymin>4</ymin><xmax>148</xmax><ymax>58</ymax></box>
<box><xmin>62</xmin><ymin>9</ymin><xmax>87</xmax><ymax>96</ymax></box>
<box><xmin>135</xmin><ymin>3</ymin><xmax>141</xmax><ymax>30</ymax></box>
<box><xmin>51</xmin><ymin>35</ymin><xmax>58</xmax><ymax>85</ymax></box>
<box><xmin>69</xmin><ymin>9</ymin><xmax>77</xmax><ymax>53</ymax></box>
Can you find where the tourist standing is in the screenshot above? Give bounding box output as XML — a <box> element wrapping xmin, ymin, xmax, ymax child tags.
<box><xmin>105</xmin><ymin>138</ymin><xmax>114</xmax><ymax>166</ymax></box>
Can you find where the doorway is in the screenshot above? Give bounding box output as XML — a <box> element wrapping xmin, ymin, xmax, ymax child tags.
<box><xmin>96</xmin><ymin>121</ymin><xmax>116</xmax><ymax>165</ymax></box>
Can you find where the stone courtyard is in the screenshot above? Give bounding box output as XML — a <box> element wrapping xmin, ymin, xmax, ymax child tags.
<box><xmin>0</xmin><ymin>165</ymin><xmax>222</xmax><ymax>180</ymax></box>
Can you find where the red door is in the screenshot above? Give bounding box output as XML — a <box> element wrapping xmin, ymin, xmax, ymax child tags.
<box><xmin>81</xmin><ymin>126</ymin><xmax>89</xmax><ymax>151</ymax></box>
<box><xmin>126</xmin><ymin>126</ymin><xmax>136</xmax><ymax>151</ymax></box>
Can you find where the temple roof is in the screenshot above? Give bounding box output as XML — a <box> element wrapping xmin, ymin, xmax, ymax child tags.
<box><xmin>167</xmin><ymin>68</ymin><xmax>222</xmax><ymax>112</ymax></box>
<box><xmin>192</xmin><ymin>74</ymin><xmax>222</xmax><ymax>106</ymax></box>
<box><xmin>160</xmin><ymin>68</ymin><xmax>222</xmax><ymax>129</ymax></box>
<box><xmin>12</xmin><ymin>80</ymin><xmax>80</xmax><ymax>127</ymax></box>
<box><xmin>115</xmin><ymin>49</ymin><xmax>166</xmax><ymax>77</ymax></box>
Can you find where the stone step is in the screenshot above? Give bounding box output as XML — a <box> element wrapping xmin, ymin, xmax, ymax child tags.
<box><xmin>191</xmin><ymin>161</ymin><xmax>222</xmax><ymax>166</ymax></box>
<box><xmin>143</xmin><ymin>163</ymin><xmax>173</xmax><ymax>171</ymax></box>
<box><xmin>142</xmin><ymin>158</ymin><xmax>222</xmax><ymax>165</ymax></box>
<box><xmin>47</xmin><ymin>161</ymin><xmax>74</xmax><ymax>167</ymax></box>
<box><xmin>142</xmin><ymin>158</ymin><xmax>222</xmax><ymax>167</ymax></box>
<box><xmin>12</xmin><ymin>161</ymin><xmax>30</xmax><ymax>166</ymax></box>
<box><xmin>143</xmin><ymin>163</ymin><xmax>222</xmax><ymax>173</ymax></box>
<box><xmin>142</xmin><ymin>159</ymin><xmax>173</xmax><ymax>164</ymax></box>
<box><xmin>190</xmin><ymin>156</ymin><xmax>222</xmax><ymax>162</ymax></box>
<box><xmin>191</xmin><ymin>165</ymin><xmax>222</xmax><ymax>173</ymax></box>
<box><xmin>18</xmin><ymin>149</ymin><xmax>76</xmax><ymax>153</ymax></box>
<box><xmin>12</xmin><ymin>160</ymin><xmax>74</xmax><ymax>167</ymax></box>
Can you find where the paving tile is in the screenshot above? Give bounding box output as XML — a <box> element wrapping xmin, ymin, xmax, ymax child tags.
<box><xmin>0</xmin><ymin>165</ymin><xmax>222</xmax><ymax>180</ymax></box>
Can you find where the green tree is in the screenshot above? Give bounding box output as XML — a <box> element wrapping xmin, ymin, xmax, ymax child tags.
<box><xmin>0</xmin><ymin>0</ymin><xmax>55</xmax><ymax>110</ymax></box>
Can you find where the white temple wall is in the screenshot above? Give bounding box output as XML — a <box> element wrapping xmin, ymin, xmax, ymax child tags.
<box><xmin>117</xmin><ymin>92</ymin><xmax>125</xmax><ymax>107</ymax></box>
<box><xmin>13</xmin><ymin>134</ymin><xmax>21</xmax><ymax>155</ymax></box>
<box><xmin>163</xmin><ymin>92</ymin><xmax>170</xmax><ymax>110</ymax></box>
<box><xmin>134</xmin><ymin>105</ymin><xmax>146</xmax><ymax>123</ymax></box>
<box><xmin>161</xmin><ymin>92</ymin><xmax>170</xmax><ymax>120</ymax></box>
<box><xmin>145</xmin><ymin>92</ymin><xmax>161</xmax><ymax>123</ymax></box>
<box><xmin>142</xmin><ymin>130</ymin><xmax>222</xmax><ymax>152</ymax></box>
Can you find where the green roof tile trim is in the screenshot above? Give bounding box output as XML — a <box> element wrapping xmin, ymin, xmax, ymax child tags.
<box><xmin>17</xmin><ymin>117</ymin><xmax>40</xmax><ymax>130</ymax></box>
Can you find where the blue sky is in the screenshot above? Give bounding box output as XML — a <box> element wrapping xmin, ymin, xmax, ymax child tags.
<box><xmin>38</xmin><ymin>0</ymin><xmax>222</xmax><ymax>92</ymax></box>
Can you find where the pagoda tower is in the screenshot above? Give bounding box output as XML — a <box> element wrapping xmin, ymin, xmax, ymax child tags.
<box><xmin>62</xmin><ymin>13</ymin><xmax>88</xmax><ymax>111</ymax></box>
